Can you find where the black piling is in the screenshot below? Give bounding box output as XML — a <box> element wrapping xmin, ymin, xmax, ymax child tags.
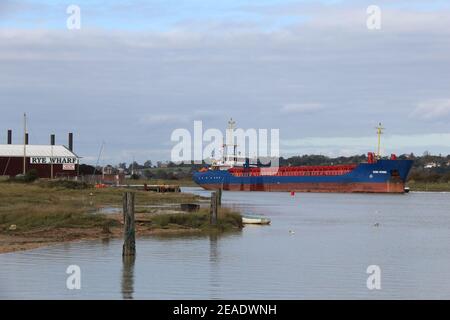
<box><xmin>7</xmin><ymin>130</ymin><xmax>12</xmax><ymax>144</ymax></box>
<box><xmin>217</xmin><ymin>188</ymin><xmax>222</xmax><ymax>206</ymax></box>
<box><xmin>210</xmin><ymin>191</ymin><xmax>218</xmax><ymax>225</ymax></box>
<box><xmin>122</xmin><ymin>192</ymin><xmax>136</xmax><ymax>257</ymax></box>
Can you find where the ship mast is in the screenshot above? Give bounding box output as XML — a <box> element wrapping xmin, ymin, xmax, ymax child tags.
<box><xmin>224</xmin><ymin>118</ymin><xmax>237</xmax><ymax>164</ymax></box>
<box><xmin>375</xmin><ymin>122</ymin><xmax>384</xmax><ymax>159</ymax></box>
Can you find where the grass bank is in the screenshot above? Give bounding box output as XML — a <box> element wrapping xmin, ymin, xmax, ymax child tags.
<box><xmin>407</xmin><ymin>182</ymin><xmax>450</xmax><ymax>192</ymax></box>
<box><xmin>147</xmin><ymin>208</ymin><xmax>242</xmax><ymax>233</ymax></box>
<box><xmin>0</xmin><ymin>181</ymin><xmax>241</xmax><ymax>254</ymax></box>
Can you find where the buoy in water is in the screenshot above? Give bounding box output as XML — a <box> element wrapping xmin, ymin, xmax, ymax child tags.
<box><xmin>290</xmin><ymin>191</ymin><xmax>295</xmax><ymax>196</ymax></box>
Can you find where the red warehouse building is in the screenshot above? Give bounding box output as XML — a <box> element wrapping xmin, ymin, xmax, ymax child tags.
<box><xmin>0</xmin><ymin>131</ymin><xmax>80</xmax><ymax>179</ymax></box>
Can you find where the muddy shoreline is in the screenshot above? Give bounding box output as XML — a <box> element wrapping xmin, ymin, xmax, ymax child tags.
<box><xmin>0</xmin><ymin>212</ymin><xmax>231</xmax><ymax>254</ymax></box>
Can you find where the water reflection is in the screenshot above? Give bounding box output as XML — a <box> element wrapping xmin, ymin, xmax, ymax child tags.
<box><xmin>3</xmin><ymin>190</ymin><xmax>450</xmax><ymax>299</ymax></box>
<box><xmin>208</xmin><ymin>233</ymin><xmax>220</xmax><ymax>299</ymax></box>
<box><xmin>121</xmin><ymin>255</ymin><xmax>135</xmax><ymax>300</ymax></box>
<box><xmin>101</xmin><ymin>237</ymin><xmax>111</xmax><ymax>246</ymax></box>
<box><xmin>209</xmin><ymin>233</ymin><xmax>219</xmax><ymax>263</ymax></box>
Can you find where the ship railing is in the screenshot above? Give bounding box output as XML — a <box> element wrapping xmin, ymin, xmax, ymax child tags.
<box><xmin>229</xmin><ymin>167</ymin><xmax>356</xmax><ymax>177</ymax></box>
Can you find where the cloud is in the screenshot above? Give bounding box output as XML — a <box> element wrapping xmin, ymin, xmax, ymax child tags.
<box><xmin>282</xmin><ymin>133</ymin><xmax>450</xmax><ymax>156</ymax></box>
<box><xmin>139</xmin><ymin>114</ymin><xmax>190</xmax><ymax>125</ymax></box>
<box><xmin>281</xmin><ymin>103</ymin><xmax>323</xmax><ymax>114</ymax></box>
<box><xmin>0</xmin><ymin>0</ymin><xmax>26</xmax><ymax>18</ymax></box>
<box><xmin>410</xmin><ymin>99</ymin><xmax>450</xmax><ymax>120</ymax></box>
<box><xmin>1</xmin><ymin>2</ymin><xmax>450</xmax><ymax>162</ymax></box>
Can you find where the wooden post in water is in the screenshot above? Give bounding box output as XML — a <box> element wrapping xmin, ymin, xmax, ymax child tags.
<box><xmin>122</xmin><ymin>192</ymin><xmax>136</xmax><ymax>257</ymax></box>
<box><xmin>217</xmin><ymin>188</ymin><xmax>222</xmax><ymax>206</ymax></box>
<box><xmin>210</xmin><ymin>191</ymin><xmax>218</xmax><ymax>225</ymax></box>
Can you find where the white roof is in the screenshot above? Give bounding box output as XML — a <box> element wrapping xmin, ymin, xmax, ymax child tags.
<box><xmin>0</xmin><ymin>144</ymin><xmax>79</xmax><ymax>158</ymax></box>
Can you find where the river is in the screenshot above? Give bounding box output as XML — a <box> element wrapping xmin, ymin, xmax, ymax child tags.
<box><xmin>1</xmin><ymin>188</ymin><xmax>450</xmax><ymax>299</ymax></box>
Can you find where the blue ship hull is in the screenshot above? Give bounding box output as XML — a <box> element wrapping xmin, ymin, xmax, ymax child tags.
<box><xmin>193</xmin><ymin>160</ymin><xmax>413</xmax><ymax>193</ymax></box>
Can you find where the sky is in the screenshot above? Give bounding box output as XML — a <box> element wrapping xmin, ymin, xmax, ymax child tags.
<box><xmin>1</xmin><ymin>0</ymin><xmax>450</xmax><ymax>165</ymax></box>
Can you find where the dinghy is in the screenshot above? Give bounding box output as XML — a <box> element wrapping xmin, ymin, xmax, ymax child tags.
<box><xmin>242</xmin><ymin>214</ymin><xmax>271</xmax><ymax>225</ymax></box>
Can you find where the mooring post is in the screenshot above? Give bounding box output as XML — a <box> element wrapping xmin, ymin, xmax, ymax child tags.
<box><xmin>217</xmin><ymin>188</ymin><xmax>222</xmax><ymax>206</ymax></box>
<box><xmin>210</xmin><ymin>191</ymin><xmax>218</xmax><ymax>225</ymax></box>
<box><xmin>122</xmin><ymin>192</ymin><xmax>127</xmax><ymax>223</ymax></box>
<box><xmin>122</xmin><ymin>192</ymin><xmax>136</xmax><ymax>257</ymax></box>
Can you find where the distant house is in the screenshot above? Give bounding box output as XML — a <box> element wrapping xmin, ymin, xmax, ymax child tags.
<box><xmin>102</xmin><ymin>165</ymin><xmax>116</xmax><ymax>175</ymax></box>
<box><xmin>134</xmin><ymin>168</ymin><xmax>146</xmax><ymax>177</ymax></box>
<box><xmin>101</xmin><ymin>165</ymin><xmax>125</xmax><ymax>185</ymax></box>
<box><xmin>424</xmin><ymin>162</ymin><xmax>440</xmax><ymax>169</ymax></box>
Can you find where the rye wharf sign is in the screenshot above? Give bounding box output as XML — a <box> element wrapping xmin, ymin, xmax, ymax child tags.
<box><xmin>30</xmin><ymin>157</ymin><xmax>79</xmax><ymax>165</ymax></box>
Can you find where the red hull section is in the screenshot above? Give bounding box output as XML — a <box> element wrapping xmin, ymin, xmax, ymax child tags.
<box><xmin>228</xmin><ymin>164</ymin><xmax>358</xmax><ymax>177</ymax></box>
<box><xmin>199</xmin><ymin>182</ymin><xmax>406</xmax><ymax>193</ymax></box>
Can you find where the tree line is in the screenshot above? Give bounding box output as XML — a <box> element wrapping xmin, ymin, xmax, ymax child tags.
<box><xmin>79</xmin><ymin>153</ymin><xmax>450</xmax><ymax>183</ymax></box>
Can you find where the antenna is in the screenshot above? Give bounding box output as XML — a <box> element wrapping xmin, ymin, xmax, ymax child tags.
<box><xmin>227</xmin><ymin>118</ymin><xmax>236</xmax><ymax>130</ymax></box>
<box><xmin>375</xmin><ymin>122</ymin><xmax>385</xmax><ymax>159</ymax></box>
<box><xmin>92</xmin><ymin>141</ymin><xmax>105</xmax><ymax>180</ymax></box>
<box><xmin>227</xmin><ymin>118</ymin><xmax>238</xmax><ymax>162</ymax></box>
<box><xmin>23</xmin><ymin>113</ymin><xmax>27</xmax><ymax>175</ymax></box>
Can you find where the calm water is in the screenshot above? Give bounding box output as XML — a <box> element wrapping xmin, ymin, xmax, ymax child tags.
<box><xmin>1</xmin><ymin>188</ymin><xmax>450</xmax><ymax>299</ymax></box>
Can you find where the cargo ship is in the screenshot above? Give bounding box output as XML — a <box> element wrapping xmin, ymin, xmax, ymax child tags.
<box><xmin>193</xmin><ymin>121</ymin><xmax>413</xmax><ymax>194</ymax></box>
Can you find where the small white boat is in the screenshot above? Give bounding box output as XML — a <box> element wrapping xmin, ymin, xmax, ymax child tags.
<box><xmin>242</xmin><ymin>214</ymin><xmax>271</xmax><ymax>225</ymax></box>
